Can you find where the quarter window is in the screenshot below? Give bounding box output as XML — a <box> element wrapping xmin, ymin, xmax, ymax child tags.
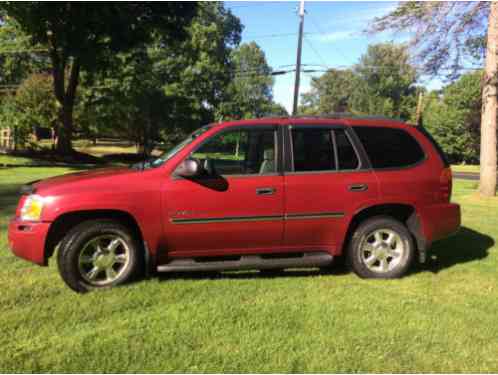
<box><xmin>353</xmin><ymin>126</ymin><xmax>425</xmax><ymax>169</ymax></box>
<box><xmin>191</xmin><ymin>128</ymin><xmax>276</xmax><ymax>175</ymax></box>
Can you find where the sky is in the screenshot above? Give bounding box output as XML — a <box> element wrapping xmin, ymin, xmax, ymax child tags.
<box><xmin>225</xmin><ymin>1</ymin><xmax>443</xmax><ymax>113</ymax></box>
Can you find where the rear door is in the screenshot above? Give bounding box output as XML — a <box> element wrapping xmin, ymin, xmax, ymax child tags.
<box><xmin>283</xmin><ymin>124</ymin><xmax>379</xmax><ymax>252</ymax></box>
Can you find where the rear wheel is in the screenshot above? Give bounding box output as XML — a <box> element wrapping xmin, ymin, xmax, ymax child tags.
<box><xmin>57</xmin><ymin>220</ymin><xmax>141</xmax><ymax>293</ymax></box>
<box><xmin>347</xmin><ymin>216</ymin><xmax>414</xmax><ymax>279</ymax></box>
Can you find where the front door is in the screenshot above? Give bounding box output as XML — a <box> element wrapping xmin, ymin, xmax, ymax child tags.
<box><xmin>163</xmin><ymin>125</ymin><xmax>285</xmax><ymax>257</ymax></box>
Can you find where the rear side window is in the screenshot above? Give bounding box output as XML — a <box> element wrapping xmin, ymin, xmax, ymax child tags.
<box><xmin>335</xmin><ymin>129</ymin><xmax>359</xmax><ymax>170</ymax></box>
<box><xmin>290</xmin><ymin>127</ymin><xmax>359</xmax><ymax>172</ymax></box>
<box><xmin>292</xmin><ymin>128</ymin><xmax>336</xmax><ymax>171</ymax></box>
<box><xmin>353</xmin><ymin>126</ymin><xmax>425</xmax><ymax>169</ymax></box>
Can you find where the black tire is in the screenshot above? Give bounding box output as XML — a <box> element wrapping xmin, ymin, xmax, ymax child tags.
<box><xmin>347</xmin><ymin>216</ymin><xmax>415</xmax><ymax>279</ymax></box>
<box><xmin>57</xmin><ymin>219</ymin><xmax>142</xmax><ymax>293</ymax></box>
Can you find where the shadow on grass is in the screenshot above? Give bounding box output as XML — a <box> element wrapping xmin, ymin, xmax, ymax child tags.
<box><xmin>157</xmin><ymin>268</ymin><xmax>337</xmax><ymax>282</ymax></box>
<box><xmin>414</xmin><ymin>226</ymin><xmax>494</xmax><ymax>274</ymax></box>
<box><xmin>156</xmin><ymin>226</ymin><xmax>493</xmax><ymax>282</ymax></box>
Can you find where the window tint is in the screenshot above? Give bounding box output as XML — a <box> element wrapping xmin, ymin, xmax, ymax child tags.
<box><xmin>334</xmin><ymin>129</ymin><xmax>359</xmax><ymax>170</ymax></box>
<box><xmin>353</xmin><ymin>126</ymin><xmax>425</xmax><ymax>169</ymax></box>
<box><xmin>292</xmin><ymin>128</ymin><xmax>335</xmax><ymax>171</ymax></box>
<box><xmin>414</xmin><ymin>126</ymin><xmax>449</xmax><ymax>167</ymax></box>
<box><xmin>191</xmin><ymin>128</ymin><xmax>276</xmax><ymax>175</ymax></box>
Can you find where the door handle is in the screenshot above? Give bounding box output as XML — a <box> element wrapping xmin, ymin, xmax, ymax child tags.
<box><xmin>256</xmin><ymin>187</ymin><xmax>276</xmax><ymax>195</ymax></box>
<box><xmin>348</xmin><ymin>183</ymin><xmax>368</xmax><ymax>192</ymax></box>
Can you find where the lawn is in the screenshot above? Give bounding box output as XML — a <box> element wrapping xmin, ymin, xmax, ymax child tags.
<box><xmin>1</xmin><ymin>167</ymin><xmax>498</xmax><ymax>372</ymax></box>
<box><xmin>451</xmin><ymin>164</ymin><xmax>480</xmax><ymax>173</ymax></box>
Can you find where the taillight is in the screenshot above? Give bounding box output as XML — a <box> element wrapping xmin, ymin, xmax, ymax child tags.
<box><xmin>440</xmin><ymin>167</ymin><xmax>452</xmax><ymax>202</ymax></box>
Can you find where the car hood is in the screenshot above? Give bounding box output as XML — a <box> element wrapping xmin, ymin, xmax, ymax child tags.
<box><xmin>31</xmin><ymin>167</ymin><xmax>139</xmax><ymax>195</ymax></box>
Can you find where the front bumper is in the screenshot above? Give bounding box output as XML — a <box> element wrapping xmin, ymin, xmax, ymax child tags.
<box><xmin>8</xmin><ymin>219</ymin><xmax>51</xmax><ymax>266</ymax></box>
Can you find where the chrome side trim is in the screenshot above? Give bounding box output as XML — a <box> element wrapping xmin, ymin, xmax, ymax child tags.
<box><xmin>171</xmin><ymin>215</ymin><xmax>283</xmax><ymax>224</ymax></box>
<box><xmin>170</xmin><ymin>211</ymin><xmax>345</xmax><ymax>224</ymax></box>
<box><xmin>285</xmin><ymin>212</ymin><xmax>345</xmax><ymax>220</ymax></box>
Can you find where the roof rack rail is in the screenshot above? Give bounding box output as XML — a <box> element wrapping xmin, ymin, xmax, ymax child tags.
<box><xmin>254</xmin><ymin>113</ymin><xmax>405</xmax><ymax>122</ymax></box>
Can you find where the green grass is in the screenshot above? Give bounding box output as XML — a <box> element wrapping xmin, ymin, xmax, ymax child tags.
<box><xmin>0</xmin><ymin>154</ymin><xmax>38</xmax><ymax>166</ymax></box>
<box><xmin>451</xmin><ymin>164</ymin><xmax>480</xmax><ymax>173</ymax></box>
<box><xmin>1</xmin><ymin>168</ymin><xmax>498</xmax><ymax>372</ymax></box>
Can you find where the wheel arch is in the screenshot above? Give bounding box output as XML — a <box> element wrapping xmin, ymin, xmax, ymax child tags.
<box><xmin>44</xmin><ymin>209</ymin><xmax>147</xmax><ymax>264</ymax></box>
<box><xmin>342</xmin><ymin>203</ymin><xmax>426</xmax><ymax>262</ymax></box>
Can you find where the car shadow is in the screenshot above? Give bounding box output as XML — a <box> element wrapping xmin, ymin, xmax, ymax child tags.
<box><xmin>155</xmin><ymin>226</ymin><xmax>493</xmax><ymax>282</ymax></box>
<box><xmin>411</xmin><ymin>226</ymin><xmax>494</xmax><ymax>274</ymax></box>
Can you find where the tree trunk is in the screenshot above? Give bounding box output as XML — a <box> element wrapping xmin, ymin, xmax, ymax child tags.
<box><xmin>479</xmin><ymin>1</ymin><xmax>498</xmax><ymax>197</ymax></box>
<box><xmin>56</xmin><ymin>105</ymin><xmax>73</xmax><ymax>154</ymax></box>
<box><xmin>48</xmin><ymin>29</ymin><xmax>81</xmax><ymax>156</ymax></box>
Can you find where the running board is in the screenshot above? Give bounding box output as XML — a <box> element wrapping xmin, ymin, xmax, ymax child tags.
<box><xmin>157</xmin><ymin>252</ymin><xmax>334</xmax><ymax>273</ymax></box>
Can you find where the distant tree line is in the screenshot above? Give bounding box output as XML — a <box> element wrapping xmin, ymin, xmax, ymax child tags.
<box><xmin>299</xmin><ymin>42</ymin><xmax>483</xmax><ymax>164</ymax></box>
<box><xmin>0</xmin><ymin>3</ymin><xmax>285</xmax><ymax>156</ymax></box>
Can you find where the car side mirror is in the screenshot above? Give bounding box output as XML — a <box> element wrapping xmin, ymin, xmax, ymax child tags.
<box><xmin>203</xmin><ymin>158</ymin><xmax>215</xmax><ymax>175</ymax></box>
<box><xmin>175</xmin><ymin>158</ymin><xmax>201</xmax><ymax>178</ymax></box>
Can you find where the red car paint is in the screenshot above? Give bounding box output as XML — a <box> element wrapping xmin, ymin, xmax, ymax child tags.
<box><xmin>8</xmin><ymin>117</ymin><xmax>461</xmax><ymax>268</ymax></box>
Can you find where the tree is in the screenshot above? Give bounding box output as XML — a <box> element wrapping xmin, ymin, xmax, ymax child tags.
<box><xmin>480</xmin><ymin>2</ymin><xmax>498</xmax><ymax>196</ymax></box>
<box><xmin>299</xmin><ymin>69</ymin><xmax>357</xmax><ymax>115</ymax></box>
<box><xmin>217</xmin><ymin>42</ymin><xmax>277</xmax><ymax>120</ymax></box>
<box><xmin>353</xmin><ymin>43</ymin><xmax>418</xmax><ymax>120</ymax></box>
<box><xmin>0</xmin><ymin>16</ymin><xmax>50</xmax><ymax>88</ymax></box>
<box><xmin>299</xmin><ymin>43</ymin><xmax>418</xmax><ymax>121</ymax></box>
<box><xmin>369</xmin><ymin>2</ymin><xmax>496</xmax><ymax>195</ymax></box>
<box><xmin>0</xmin><ymin>3</ymin><xmax>197</xmax><ymax>155</ymax></box>
<box><xmin>78</xmin><ymin>2</ymin><xmax>242</xmax><ymax>153</ymax></box>
<box><xmin>0</xmin><ymin>73</ymin><xmax>59</xmax><ymax>149</ymax></box>
<box><xmin>16</xmin><ymin>73</ymin><xmax>58</xmax><ymax>140</ymax></box>
<box><xmin>424</xmin><ymin>71</ymin><xmax>482</xmax><ymax>164</ymax></box>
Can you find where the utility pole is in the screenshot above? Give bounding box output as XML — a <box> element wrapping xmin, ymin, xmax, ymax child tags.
<box><xmin>292</xmin><ymin>0</ymin><xmax>305</xmax><ymax>116</ymax></box>
<box><xmin>415</xmin><ymin>91</ymin><xmax>424</xmax><ymax>126</ymax></box>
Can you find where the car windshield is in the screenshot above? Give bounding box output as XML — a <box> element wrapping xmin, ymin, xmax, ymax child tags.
<box><xmin>145</xmin><ymin>125</ymin><xmax>212</xmax><ymax>169</ymax></box>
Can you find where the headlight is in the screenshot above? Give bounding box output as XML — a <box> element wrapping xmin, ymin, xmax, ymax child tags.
<box><xmin>20</xmin><ymin>195</ymin><xmax>45</xmax><ymax>221</ymax></box>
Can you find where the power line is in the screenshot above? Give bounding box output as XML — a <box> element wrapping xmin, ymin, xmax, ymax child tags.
<box><xmin>307</xmin><ymin>11</ymin><xmax>351</xmax><ymax>63</ymax></box>
<box><xmin>303</xmin><ymin>35</ymin><xmax>330</xmax><ymax>69</ymax></box>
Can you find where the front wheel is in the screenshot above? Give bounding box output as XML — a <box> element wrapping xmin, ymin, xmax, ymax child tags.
<box><xmin>347</xmin><ymin>216</ymin><xmax>415</xmax><ymax>279</ymax></box>
<box><xmin>57</xmin><ymin>220</ymin><xmax>141</xmax><ymax>293</ymax></box>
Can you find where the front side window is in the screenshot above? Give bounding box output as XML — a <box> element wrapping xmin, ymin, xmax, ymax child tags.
<box><xmin>191</xmin><ymin>127</ymin><xmax>276</xmax><ymax>175</ymax></box>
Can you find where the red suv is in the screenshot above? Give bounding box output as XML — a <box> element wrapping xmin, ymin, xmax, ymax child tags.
<box><xmin>8</xmin><ymin>117</ymin><xmax>461</xmax><ymax>292</ymax></box>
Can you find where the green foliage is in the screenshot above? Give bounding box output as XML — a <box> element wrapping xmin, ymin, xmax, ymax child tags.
<box><xmin>217</xmin><ymin>42</ymin><xmax>281</xmax><ymax>120</ymax></box>
<box><xmin>78</xmin><ymin>3</ymin><xmax>242</xmax><ymax>154</ymax></box>
<box><xmin>300</xmin><ymin>43</ymin><xmax>418</xmax><ymax>120</ymax></box>
<box><xmin>0</xmin><ymin>95</ymin><xmax>31</xmax><ymax>149</ymax></box>
<box><xmin>424</xmin><ymin>71</ymin><xmax>482</xmax><ymax>163</ymax></box>
<box><xmin>0</xmin><ymin>2</ymin><xmax>198</xmax><ymax>154</ymax></box>
<box><xmin>0</xmin><ymin>73</ymin><xmax>59</xmax><ymax>149</ymax></box>
<box><xmin>300</xmin><ymin>69</ymin><xmax>357</xmax><ymax>115</ymax></box>
<box><xmin>353</xmin><ymin>43</ymin><xmax>418</xmax><ymax>119</ymax></box>
<box><xmin>15</xmin><ymin>73</ymin><xmax>58</xmax><ymax>131</ymax></box>
<box><xmin>0</xmin><ymin>16</ymin><xmax>49</xmax><ymax>87</ymax></box>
